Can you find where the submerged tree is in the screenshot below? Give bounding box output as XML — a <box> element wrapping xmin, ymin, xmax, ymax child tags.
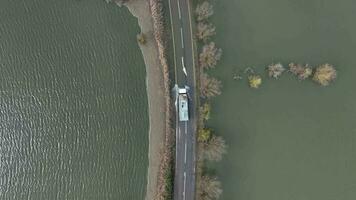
<box><xmin>200</xmin><ymin>103</ymin><xmax>211</xmax><ymax>121</ymax></box>
<box><xmin>313</xmin><ymin>63</ymin><xmax>337</xmax><ymax>86</ymax></box>
<box><xmin>195</xmin><ymin>1</ymin><xmax>214</xmax><ymax>22</ymax></box>
<box><xmin>288</xmin><ymin>63</ymin><xmax>313</xmax><ymax>80</ymax></box>
<box><xmin>199</xmin><ymin>42</ymin><xmax>222</xmax><ymax>69</ymax></box>
<box><xmin>248</xmin><ymin>75</ymin><xmax>262</xmax><ymax>89</ymax></box>
<box><xmin>198</xmin><ymin>128</ymin><xmax>212</xmax><ymax>143</ymax></box>
<box><xmin>197</xmin><ymin>22</ymin><xmax>216</xmax><ymax>42</ymax></box>
<box><xmin>200</xmin><ymin>73</ymin><xmax>222</xmax><ymax>98</ymax></box>
<box><xmin>198</xmin><ymin>102</ymin><xmax>211</xmax><ymax>128</ymax></box>
<box><xmin>202</xmin><ymin>135</ymin><xmax>227</xmax><ymax>162</ymax></box>
<box><xmin>198</xmin><ymin>176</ymin><xmax>223</xmax><ymax>200</ymax></box>
<box><xmin>267</xmin><ymin>63</ymin><xmax>285</xmax><ymax>79</ymax></box>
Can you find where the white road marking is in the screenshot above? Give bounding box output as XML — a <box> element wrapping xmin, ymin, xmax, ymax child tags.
<box><xmin>183</xmin><ymin>172</ymin><xmax>186</xmax><ymax>200</ymax></box>
<box><xmin>180</xmin><ymin>27</ymin><xmax>184</xmax><ymax>48</ymax></box>
<box><xmin>181</xmin><ymin>57</ymin><xmax>187</xmax><ymax>76</ymax></box>
<box><xmin>179</xmin><ymin>126</ymin><xmax>181</xmax><ymax>141</ymax></box>
<box><xmin>177</xmin><ymin>0</ymin><xmax>181</xmax><ymax>19</ymax></box>
<box><xmin>184</xmin><ymin>142</ymin><xmax>187</xmax><ymax>163</ymax></box>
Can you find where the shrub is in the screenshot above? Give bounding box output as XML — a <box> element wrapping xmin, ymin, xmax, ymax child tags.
<box><xmin>198</xmin><ymin>128</ymin><xmax>212</xmax><ymax>143</ymax></box>
<box><xmin>200</xmin><ymin>103</ymin><xmax>211</xmax><ymax>121</ymax></box>
<box><xmin>196</xmin><ymin>22</ymin><xmax>216</xmax><ymax>42</ymax></box>
<box><xmin>313</xmin><ymin>63</ymin><xmax>337</xmax><ymax>86</ymax></box>
<box><xmin>136</xmin><ymin>33</ymin><xmax>146</xmax><ymax>45</ymax></box>
<box><xmin>199</xmin><ymin>42</ymin><xmax>222</xmax><ymax>69</ymax></box>
<box><xmin>198</xmin><ymin>176</ymin><xmax>223</xmax><ymax>200</ymax></box>
<box><xmin>202</xmin><ymin>135</ymin><xmax>227</xmax><ymax>162</ymax></box>
<box><xmin>267</xmin><ymin>63</ymin><xmax>285</xmax><ymax>79</ymax></box>
<box><xmin>289</xmin><ymin>63</ymin><xmax>313</xmax><ymax>80</ymax></box>
<box><xmin>195</xmin><ymin>1</ymin><xmax>214</xmax><ymax>21</ymax></box>
<box><xmin>200</xmin><ymin>73</ymin><xmax>222</xmax><ymax>98</ymax></box>
<box><xmin>248</xmin><ymin>75</ymin><xmax>262</xmax><ymax>89</ymax></box>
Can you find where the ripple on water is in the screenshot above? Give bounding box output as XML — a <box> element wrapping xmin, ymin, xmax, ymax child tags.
<box><xmin>0</xmin><ymin>0</ymin><xmax>148</xmax><ymax>199</ymax></box>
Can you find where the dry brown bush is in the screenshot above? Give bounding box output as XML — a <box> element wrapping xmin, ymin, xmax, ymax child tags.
<box><xmin>313</xmin><ymin>63</ymin><xmax>337</xmax><ymax>86</ymax></box>
<box><xmin>196</xmin><ymin>22</ymin><xmax>216</xmax><ymax>42</ymax></box>
<box><xmin>198</xmin><ymin>175</ymin><xmax>223</xmax><ymax>200</ymax></box>
<box><xmin>202</xmin><ymin>135</ymin><xmax>227</xmax><ymax>162</ymax></box>
<box><xmin>195</xmin><ymin>1</ymin><xmax>214</xmax><ymax>21</ymax></box>
<box><xmin>199</xmin><ymin>42</ymin><xmax>222</xmax><ymax>69</ymax></box>
<box><xmin>200</xmin><ymin>73</ymin><xmax>222</xmax><ymax>98</ymax></box>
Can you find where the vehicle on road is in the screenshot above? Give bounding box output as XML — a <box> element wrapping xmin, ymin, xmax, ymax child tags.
<box><xmin>178</xmin><ymin>88</ymin><xmax>189</xmax><ymax>121</ymax></box>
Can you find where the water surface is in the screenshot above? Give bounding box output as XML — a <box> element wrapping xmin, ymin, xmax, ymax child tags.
<box><xmin>0</xmin><ymin>0</ymin><xmax>148</xmax><ymax>199</ymax></box>
<box><xmin>210</xmin><ymin>0</ymin><xmax>356</xmax><ymax>199</ymax></box>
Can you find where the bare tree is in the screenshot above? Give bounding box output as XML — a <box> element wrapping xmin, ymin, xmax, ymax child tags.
<box><xmin>196</xmin><ymin>22</ymin><xmax>216</xmax><ymax>42</ymax></box>
<box><xmin>195</xmin><ymin>1</ymin><xmax>214</xmax><ymax>21</ymax></box>
<box><xmin>198</xmin><ymin>175</ymin><xmax>223</xmax><ymax>200</ymax></box>
<box><xmin>200</xmin><ymin>73</ymin><xmax>222</xmax><ymax>98</ymax></box>
<box><xmin>199</xmin><ymin>42</ymin><xmax>222</xmax><ymax>69</ymax></box>
<box><xmin>202</xmin><ymin>135</ymin><xmax>227</xmax><ymax>162</ymax></box>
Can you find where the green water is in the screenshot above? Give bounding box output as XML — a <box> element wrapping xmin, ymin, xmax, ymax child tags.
<box><xmin>209</xmin><ymin>0</ymin><xmax>356</xmax><ymax>199</ymax></box>
<box><xmin>0</xmin><ymin>0</ymin><xmax>148</xmax><ymax>199</ymax></box>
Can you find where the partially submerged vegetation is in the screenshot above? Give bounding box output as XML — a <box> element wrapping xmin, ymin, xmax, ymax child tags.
<box><xmin>201</xmin><ymin>135</ymin><xmax>227</xmax><ymax>162</ymax></box>
<box><xmin>196</xmin><ymin>102</ymin><xmax>226</xmax><ymax>200</ymax></box>
<box><xmin>199</xmin><ymin>42</ymin><xmax>222</xmax><ymax>69</ymax></box>
<box><xmin>195</xmin><ymin>1</ymin><xmax>226</xmax><ymax>199</ymax></box>
<box><xmin>248</xmin><ymin>74</ymin><xmax>262</xmax><ymax>89</ymax></box>
<box><xmin>289</xmin><ymin>63</ymin><xmax>313</xmax><ymax>80</ymax></box>
<box><xmin>200</xmin><ymin>73</ymin><xmax>222</xmax><ymax>99</ymax></box>
<box><xmin>313</xmin><ymin>63</ymin><xmax>337</xmax><ymax>86</ymax></box>
<box><xmin>235</xmin><ymin>62</ymin><xmax>337</xmax><ymax>89</ymax></box>
<box><xmin>195</xmin><ymin>1</ymin><xmax>214</xmax><ymax>22</ymax></box>
<box><xmin>197</xmin><ymin>22</ymin><xmax>216</xmax><ymax>42</ymax></box>
<box><xmin>198</xmin><ymin>175</ymin><xmax>223</xmax><ymax>200</ymax></box>
<box><xmin>267</xmin><ymin>63</ymin><xmax>285</xmax><ymax>79</ymax></box>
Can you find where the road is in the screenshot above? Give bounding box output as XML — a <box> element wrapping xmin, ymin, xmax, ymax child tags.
<box><xmin>168</xmin><ymin>0</ymin><xmax>197</xmax><ymax>200</ymax></box>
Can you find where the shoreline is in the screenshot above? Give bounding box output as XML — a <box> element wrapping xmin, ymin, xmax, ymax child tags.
<box><xmin>120</xmin><ymin>0</ymin><xmax>170</xmax><ymax>199</ymax></box>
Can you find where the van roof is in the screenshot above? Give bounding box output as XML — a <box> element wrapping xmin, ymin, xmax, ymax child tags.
<box><xmin>178</xmin><ymin>88</ymin><xmax>187</xmax><ymax>94</ymax></box>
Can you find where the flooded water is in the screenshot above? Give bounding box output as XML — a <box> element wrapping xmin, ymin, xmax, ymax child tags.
<box><xmin>210</xmin><ymin>0</ymin><xmax>356</xmax><ymax>199</ymax></box>
<box><xmin>0</xmin><ymin>0</ymin><xmax>148</xmax><ymax>199</ymax></box>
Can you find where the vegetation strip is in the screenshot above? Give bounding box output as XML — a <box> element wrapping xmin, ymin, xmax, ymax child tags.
<box><xmin>148</xmin><ymin>0</ymin><xmax>175</xmax><ymax>199</ymax></box>
<box><xmin>194</xmin><ymin>0</ymin><xmax>227</xmax><ymax>199</ymax></box>
<box><xmin>233</xmin><ymin>62</ymin><xmax>337</xmax><ymax>89</ymax></box>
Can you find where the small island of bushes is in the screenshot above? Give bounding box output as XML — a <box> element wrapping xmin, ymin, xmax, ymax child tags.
<box><xmin>240</xmin><ymin>62</ymin><xmax>337</xmax><ymax>89</ymax></box>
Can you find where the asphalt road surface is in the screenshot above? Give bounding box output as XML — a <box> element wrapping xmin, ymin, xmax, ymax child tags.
<box><xmin>168</xmin><ymin>0</ymin><xmax>197</xmax><ymax>200</ymax></box>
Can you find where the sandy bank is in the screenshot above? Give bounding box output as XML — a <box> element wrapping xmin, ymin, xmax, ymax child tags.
<box><xmin>121</xmin><ymin>0</ymin><xmax>167</xmax><ymax>199</ymax></box>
